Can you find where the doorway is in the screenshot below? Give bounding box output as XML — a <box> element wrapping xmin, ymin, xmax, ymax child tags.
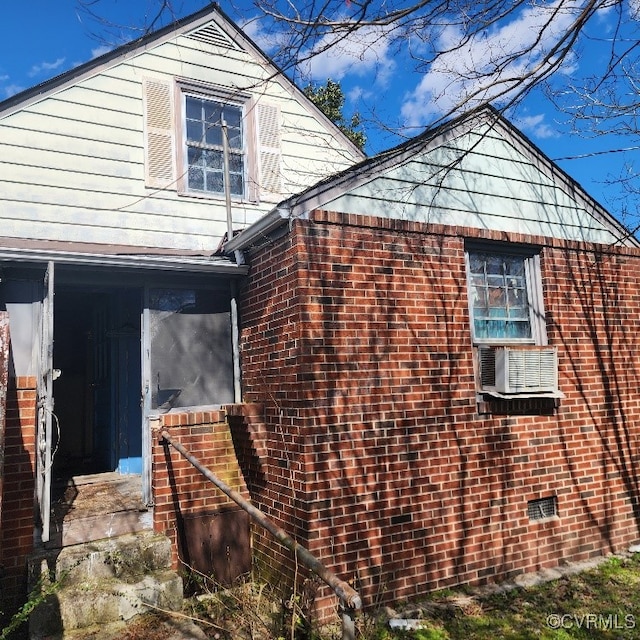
<box><xmin>51</xmin><ymin>287</ymin><xmax>142</xmax><ymax>482</ymax></box>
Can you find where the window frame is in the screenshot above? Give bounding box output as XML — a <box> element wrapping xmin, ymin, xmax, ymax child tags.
<box><xmin>465</xmin><ymin>243</ymin><xmax>548</xmax><ymax>347</ymax></box>
<box><xmin>175</xmin><ymin>80</ymin><xmax>253</xmax><ymax>201</ymax></box>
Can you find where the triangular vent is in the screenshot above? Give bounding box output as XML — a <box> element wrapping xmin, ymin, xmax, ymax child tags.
<box><xmin>185</xmin><ymin>22</ymin><xmax>243</xmax><ymax>51</ymax></box>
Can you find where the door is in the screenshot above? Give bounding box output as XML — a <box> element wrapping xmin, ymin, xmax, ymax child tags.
<box><xmin>36</xmin><ymin>261</ymin><xmax>54</xmax><ymax>543</ymax></box>
<box><xmin>51</xmin><ymin>287</ymin><xmax>143</xmax><ymax>479</ymax></box>
<box><xmin>92</xmin><ymin>298</ymin><xmax>114</xmax><ymax>471</ymax></box>
<box><xmin>112</xmin><ymin>290</ymin><xmax>142</xmax><ymax>475</ymax></box>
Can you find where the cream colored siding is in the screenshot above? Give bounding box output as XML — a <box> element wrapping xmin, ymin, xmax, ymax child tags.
<box><xmin>322</xmin><ymin>123</ymin><xmax>621</xmax><ymax>244</ymax></box>
<box><xmin>0</xmin><ymin>19</ymin><xmax>362</xmax><ymax>250</ymax></box>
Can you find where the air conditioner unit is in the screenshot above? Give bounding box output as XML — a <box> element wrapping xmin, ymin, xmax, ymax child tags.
<box><xmin>479</xmin><ymin>346</ymin><xmax>558</xmax><ymax>394</ymax></box>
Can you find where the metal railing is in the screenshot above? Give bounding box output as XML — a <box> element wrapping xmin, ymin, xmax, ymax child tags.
<box><xmin>160</xmin><ymin>429</ymin><xmax>362</xmax><ymax>640</ymax></box>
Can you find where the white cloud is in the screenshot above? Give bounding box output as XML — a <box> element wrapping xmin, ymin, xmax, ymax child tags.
<box><xmin>299</xmin><ymin>24</ymin><xmax>396</xmax><ymax>86</ymax></box>
<box><xmin>400</xmin><ymin>1</ymin><xmax>583</xmax><ymax>127</ymax></box>
<box><xmin>513</xmin><ymin>113</ymin><xmax>560</xmax><ymax>139</ymax></box>
<box><xmin>241</xmin><ymin>17</ymin><xmax>286</xmax><ymax>55</ymax></box>
<box><xmin>629</xmin><ymin>0</ymin><xmax>640</xmax><ymax>20</ymax></box>
<box><xmin>91</xmin><ymin>45</ymin><xmax>113</xmax><ymax>59</ymax></box>
<box><xmin>27</xmin><ymin>57</ymin><xmax>66</xmax><ymax>78</ymax></box>
<box><xmin>2</xmin><ymin>84</ymin><xmax>25</xmax><ymax>99</ymax></box>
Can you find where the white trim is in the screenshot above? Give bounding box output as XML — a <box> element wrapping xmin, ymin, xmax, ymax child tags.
<box><xmin>223</xmin><ymin>207</ymin><xmax>290</xmax><ymax>252</ymax></box>
<box><xmin>0</xmin><ymin>247</ymin><xmax>247</xmax><ymax>274</ymax></box>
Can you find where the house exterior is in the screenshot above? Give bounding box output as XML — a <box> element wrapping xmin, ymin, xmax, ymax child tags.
<box><xmin>223</xmin><ymin>107</ymin><xmax>640</xmax><ymax>619</ymax></box>
<box><xmin>2</xmin><ymin>3</ymin><xmax>640</xmax><ymax>626</ymax></box>
<box><xmin>0</xmin><ymin>5</ymin><xmax>363</xmax><ymax>619</ymax></box>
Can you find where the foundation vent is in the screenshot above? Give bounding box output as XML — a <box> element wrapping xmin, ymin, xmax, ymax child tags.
<box><xmin>528</xmin><ymin>496</ymin><xmax>558</xmax><ymax>520</ymax></box>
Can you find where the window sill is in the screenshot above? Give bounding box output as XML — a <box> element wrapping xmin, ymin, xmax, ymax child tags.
<box><xmin>477</xmin><ymin>392</ymin><xmax>562</xmax><ymax>416</ymax></box>
<box><xmin>176</xmin><ymin>188</ymin><xmax>258</xmax><ymax>205</ymax></box>
<box><xmin>480</xmin><ymin>389</ymin><xmax>565</xmax><ymax>400</ymax></box>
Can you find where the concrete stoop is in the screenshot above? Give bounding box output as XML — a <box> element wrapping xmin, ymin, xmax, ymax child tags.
<box><xmin>28</xmin><ymin>532</ymin><xmax>183</xmax><ymax>639</ymax></box>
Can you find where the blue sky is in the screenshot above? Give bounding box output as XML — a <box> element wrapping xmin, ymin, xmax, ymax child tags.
<box><xmin>1</xmin><ymin>0</ymin><xmax>638</xmax><ymax>226</ymax></box>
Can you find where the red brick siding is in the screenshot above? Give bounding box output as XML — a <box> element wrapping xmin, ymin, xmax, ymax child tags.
<box><xmin>152</xmin><ymin>410</ymin><xmax>252</xmax><ymax>571</ymax></box>
<box><xmin>239</xmin><ymin>211</ymin><xmax>640</xmax><ymax>619</ymax></box>
<box><xmin>0</xmin><ymin>376</ymin><xmax>37</xmax><ymax>622</ymax></box>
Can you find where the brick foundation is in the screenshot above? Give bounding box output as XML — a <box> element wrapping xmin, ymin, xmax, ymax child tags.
<box><xmin>152</xmin><ymin>408</ymin><xmax>253</xmax><ymax>575</ymax></box>
<box><xmin>0</xmin><ymin>376</ymin><xmax>37</xmax><ymax>623</ymax></box>
<box><xmin>239</xmin><ymin>211</ymin><xmax>640</xmax><ymax>619</ymax></box>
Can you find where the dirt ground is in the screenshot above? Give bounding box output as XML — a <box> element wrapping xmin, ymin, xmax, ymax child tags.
<box><xmin>62</xmin><ymin>613</ymin><xmax>211</xmax><ymax>640</ymax></box>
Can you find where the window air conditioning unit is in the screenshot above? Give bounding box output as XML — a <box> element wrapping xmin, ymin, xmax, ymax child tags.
<box><xmin>479</xmin><ymin>346</ymin><xmax>558</xmax><ymax>394</ymax></box>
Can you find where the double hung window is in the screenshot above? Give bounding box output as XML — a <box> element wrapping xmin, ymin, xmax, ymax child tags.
<box><xmin>184</xmin><ymin>95</ymin><xmax>245</xmax><ymax>197</ymax></box>
<box><xmin>468</xmin><ymin>251</ymin><xmax>533</xmax><ymax>342</ymax></box>
<box><xmin>466</xmin><ymin>245</ymin><xmax>547</xmax><ymax>346</ymax></box>
<box><xmin>466</xmin><ymin>244</ymin><xmax>558</xmax><ymax>400</ymax></box>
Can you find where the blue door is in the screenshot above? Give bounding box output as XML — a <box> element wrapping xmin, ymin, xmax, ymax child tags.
<box><xmin>109</xmin><ymin>290</ymin><xmax>142</xmax><ymax>475</ymax></box>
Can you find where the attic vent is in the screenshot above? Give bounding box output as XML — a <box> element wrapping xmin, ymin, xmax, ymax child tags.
<box><xmin>479</xmin><ymin>346</ymin><xmax>558</xmax><ymax>394</ymax></box>
<box><xmin>528</xmin><ymin>496</ymin><xmax>558</xmax><ymax>520</ymax></box>
<box><xmin>185</xmin><ymin>22</ymin><xmax>242</xmax><ymax>50</ymax></box>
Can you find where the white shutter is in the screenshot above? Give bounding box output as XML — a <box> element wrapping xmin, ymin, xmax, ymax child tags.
<box><xmin>256</xmin><ymin>103</ymin><xmax>282</xmax><ymax>202</ymax></box>
<box><xmin>143</xmin><ymin>78</ymin><xmax>175</xmax><ymax>189</ymax></box>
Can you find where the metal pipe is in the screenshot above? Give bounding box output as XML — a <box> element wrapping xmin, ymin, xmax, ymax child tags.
<box><xmin>230</xmin><ymin>282</ymin><xmax>241</xmax><ymax>403</ymax></box>
<box><xmin>160</xmin><ymin>429</ymin><xmax>362</xmax><ymax>614</ymax></box>
<box><xmin>221</xmin><ymin>119</ymin><xmax>233</xmax><ymax>244</ymax></box>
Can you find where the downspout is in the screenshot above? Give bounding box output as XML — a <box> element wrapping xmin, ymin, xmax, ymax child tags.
<box><xmin>222</xmin><ymin>120</ymin><xmax>243</xmax><ymax>403</ymax></box>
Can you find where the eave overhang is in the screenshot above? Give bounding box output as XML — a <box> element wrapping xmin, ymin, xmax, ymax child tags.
<box><xmin>0</xmin><ymin>241</ymin><xmax>247</xmax><ymax>275</ymax></box>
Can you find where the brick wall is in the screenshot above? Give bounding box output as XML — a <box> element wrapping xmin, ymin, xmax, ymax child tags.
<box><xmin>152</xmin><ymin>409</ymin><xmax>253</xmax><ymax>578</ymax></box>
<box><xmin>239</xmin><ymin>211</ymin><xmax>640</xmax><ymax>620</ymax></box>
<box><xmin>0</xmin><ymin>376</ymin><xmax>37</xmax><ymax>622</ymax></box>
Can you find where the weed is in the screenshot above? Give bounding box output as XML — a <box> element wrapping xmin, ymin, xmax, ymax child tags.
<box><xmin>0</xmin><ymin>568</ymin><xmax>61</xmax><ymax>640</ymax></box>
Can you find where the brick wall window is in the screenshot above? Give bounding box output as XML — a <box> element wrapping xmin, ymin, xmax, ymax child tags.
<box><xmin>466</xmin><ymin>243</ymin><xmax>559</xmax><ymax>402</ymax></box>
<box><xmin>466</xmin><ymin>244</ymin><xmax>547</xmax><ymax>345</ymax></box>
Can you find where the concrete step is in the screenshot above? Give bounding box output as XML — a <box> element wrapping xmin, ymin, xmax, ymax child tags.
<box><xmin>29</xmin><ymin>570</ymin><xmax>183</xmax><ymax>637</ymax></box>
<box><xmin>48</xmin><ymin>474</ymin><xmax>151</xmax><ymax>548</ymax></box>
<box><xmin>28</xmin><ymin>533</ymin><xmax>183</xmax><ymax>639</ymax></box>
<box><xmin>48</xmin><ymin>508</ymin><xmax>153</xmax><ymax>547</ymax></box>
<box><xmin>55</xmin><ymin>532</ymin><xmax>172</xmax><ymax>585</ymax></box>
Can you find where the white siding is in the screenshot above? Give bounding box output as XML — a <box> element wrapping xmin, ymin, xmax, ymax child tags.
<box><xmin>0</xmin><ymin>23</ymin><xmax>361</xmax><ymax>250</ymax></box>
<box><xmin>322</xmin><ymin>122</ymin><xmax>622</xmax><ymax>245</ymax></box>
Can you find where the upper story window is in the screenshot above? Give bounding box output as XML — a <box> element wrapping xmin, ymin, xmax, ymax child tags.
<box><xmin>142</xmin><ymin>77</ymin><xmax>283</xmax><ymax>204</ymax></box>
<box><xmin>184</xmin><ymin>95</ymin><xmax>244</xmax><ymax>197</ymax></box>
<box><xmin>466</xmin><ymin>245</ymin><xmax>547</xmax><ymax>345</ymax></box>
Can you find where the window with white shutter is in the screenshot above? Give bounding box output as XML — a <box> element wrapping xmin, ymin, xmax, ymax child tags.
<box><xmin>143</xmin><ymin>79</ymin><xmax>176</xmax><ymax>189</ymax></box>
<box><xmin>256</xmin><ymin>103</ymin><xmax>282</xmax><ymax>202</ymax></box>
<box><xmin>142</xmin><ymin>78</ymin><xmax>282</xmax><ymax>203</ymax></box>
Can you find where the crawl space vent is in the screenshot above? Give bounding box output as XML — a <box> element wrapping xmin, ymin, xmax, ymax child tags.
<box><xmin>528</xmin><ymin>496</ymin><xmax>558</xmax><ymax>520</ymax></box>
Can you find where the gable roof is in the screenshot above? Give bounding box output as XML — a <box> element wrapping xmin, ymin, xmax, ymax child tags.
<box><xmin>225</xmin><ymin>106</ymin><xmax>638</xmax><ymax>251</ymax></box>
<box><xmin>0</xmin><ymin>4</ymin><xmax>364</xmax><ymax>158</ymax></box>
